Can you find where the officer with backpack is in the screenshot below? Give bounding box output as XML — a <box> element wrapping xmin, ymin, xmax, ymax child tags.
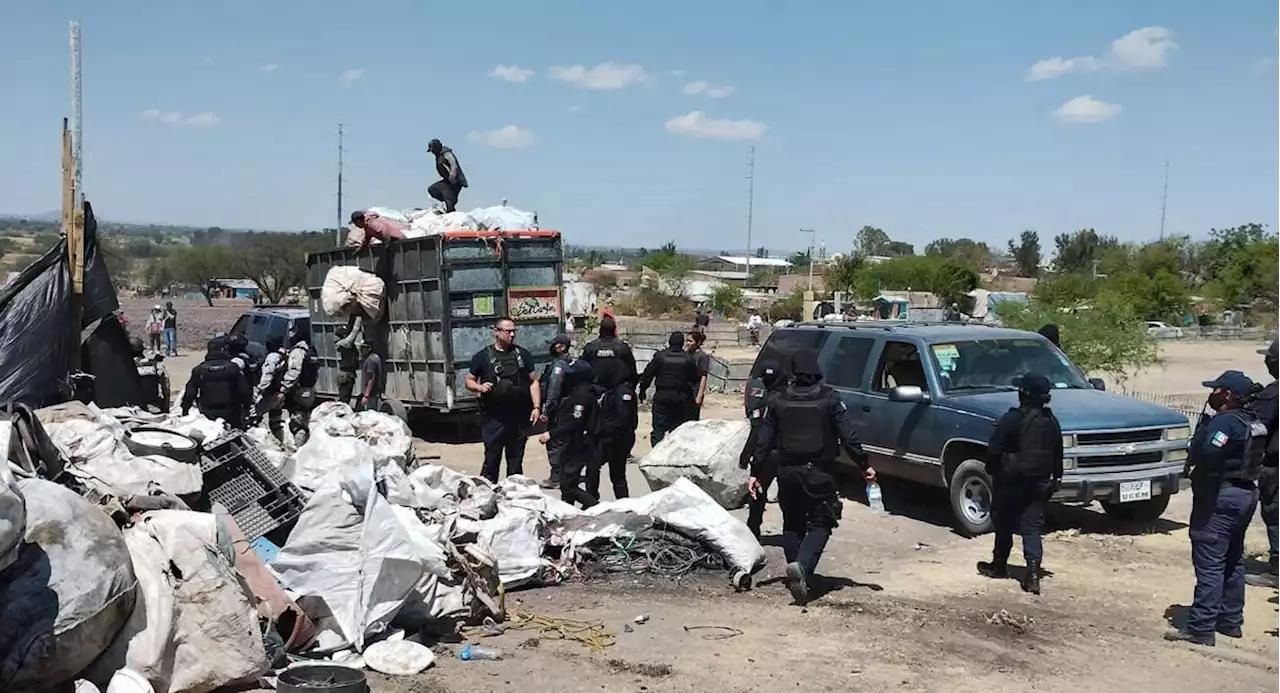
<box><xmin>280</xmin><ymin>330</ymin><xmax>320</xmax><ymax>444</ymax></box>
<box><xmin>466</xmin><ymin>316</ymin><xmax>542</xmax><ymax>484</ymax></box>
<box><xmin>637</xmin><ymin>331</ymin><xmax>700</xmax><ymax>446</ymax></box>
<box><xmin>537</xmin><ymin>334</ymin><xmax>575</xmax><ymax>489</ymax></box>
<box><xmin>583</xmin><ymin>317</ymin><xmax>639</xmax><ymax>499</ymax></box>
<box><xmin>739</xmin><ymin>359</ymin><xmax>787</xmax><ymax>538</ymax></box>
<box><xmin>130</xmin><ymin>336</ymin><xmax>171</xmax><ymax>413</ymax></box>
<box><xmin>254</xmin><ymin>335</ymin><xmax>289</xmax><ymax>438</ymax></box>
<box><xmin>551</xmin><ymin>359</ymin><xmax>602</xmax><ymax>508</ymax></box>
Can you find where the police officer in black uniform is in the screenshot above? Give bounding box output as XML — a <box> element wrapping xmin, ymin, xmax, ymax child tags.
<box><xmin>1165</xmin><ymin>370</ymin><xmax>1266</xmax><ymax>646</ymax></box>
<box><xmin>739</xmin><ymin>359</ymin><xmax>787</xmax><ymax>538</ymax></box>
<box><xmin>1246</xmin><ymin>341</ymin><xmax>1278</xmax><ymax>588</ymax></box>
<box><xmin>181</xmin><ymin>338</ymin><xmax>252</xmax><ymax>429</ymax></box>
<box><xmin>130</xmin><ymin>336</ymin><xmax>171</xmax><ymax>413</ymax></box>
<box><xmin>638</xmin><ymin>331</ymin><xmax>699</xmax><ymax>446</ymax></box>
<box><xmin>552</xmin><ymin>359</ymin><xmax>601</xmax><ymax>509</ymax></box>
<box><xmin>751</xmin><ymin>349</ymin><xmax>874</xmax><ymax>605</ymax></box>
<box><xmin>583</xmin><ymin>317</ymin><xmax>639</xmax><ymax>499</ymax></box>
<box><xmin>977</xmin><ymin>372</ymin><xmax>1063</xmax><ymax>595</ymax></box>
<box><xmin>537</xmin><ymin>334</ymin><xmax>574</xmax><ymax>489</ymax></box>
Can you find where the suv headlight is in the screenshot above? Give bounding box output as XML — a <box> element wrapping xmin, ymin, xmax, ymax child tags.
<box><xmin>1164</xmin><ymin>426</ymin><xmax>1191</xmax><ymax>441</ymax></box>
<box><xmin>1062</xmin><ymin>456</ymin><xmax>1076</xmax><ymax>470</ymax></box>
<box><xmin>1061</xmin><ymin>434</ymin><xmax>1076</xmax><ymax>449</ymax></box>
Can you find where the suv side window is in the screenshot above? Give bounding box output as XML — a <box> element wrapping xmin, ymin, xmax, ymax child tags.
<box><xmin>753</xmin><ymin>329</ymin><xmax>830</xmax><ymax>378</ymax></box>
<box><xmin>230</xmin><ymin>315</ymin><xmax>251</xmax><ymax>336</ymax></box>
<box><xmin>826</xmin><ymin>335</ymin><xmax>876</xmax><ymax>389</ymax></box>
<box><xmin>872</xmin><ymin>340</ymin><xmax>929</xmax><ymax>392</ymax></box>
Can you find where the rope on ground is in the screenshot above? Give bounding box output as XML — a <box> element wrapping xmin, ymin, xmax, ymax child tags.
<box><xmin>504</xmin><ymin>611</ymin><xmax>617</xmax><ymax>653</ymax></box>
<box><xmin>682</xmin><ymin>625</ymin><xmax>743</xmax><ymax>640</ymax></box>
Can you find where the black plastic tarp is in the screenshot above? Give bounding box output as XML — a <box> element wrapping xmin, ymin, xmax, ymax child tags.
<box><xmin>0</xmin><ymin>201</ymin><xmax>119</xmax><ymax>407</ymax></box>
<box><xmin>80</xmin><ymin>315</ymin><xmax>145</xmax><ymax>409</ymax></box>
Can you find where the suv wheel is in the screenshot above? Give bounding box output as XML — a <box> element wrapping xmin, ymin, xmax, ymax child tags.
<box><xmin>949</xmin><ymin>459</ymin><xmax>994</xmax><ymax>537</ymax></box>
<box><xmin>379</xmin><ymin>397</ymin><xmax>409</xmax><ymax>424</ymax></box>
<box><xmin>1101</xmin><ymin>495</ymin><xmax>1171</xmax><ymax>525</ymax></box>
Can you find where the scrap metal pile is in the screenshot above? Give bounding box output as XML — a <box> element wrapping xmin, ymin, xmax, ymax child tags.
<box><xmin>0</xmin><ymin>400</ymin><xmax>765</xmax><ymax>693</ymax></box>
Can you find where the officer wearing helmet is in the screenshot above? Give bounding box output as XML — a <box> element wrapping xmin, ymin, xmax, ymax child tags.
<box><xmin>130</xmin><ymin>336</ymin><xmax>170</xmax><ymax>413</ymax></box>
<box><xmin>1165</xmin><ymin>370</ymin><xmax>1267</xmax><ymax>646</ymax></box>
<box><xmin>738</xmin><ymin>358</ymin><xmax>788</xmax><ymax>538</ymax></box>
<box><xmin>750</xmin><ymin>349</ymin><xmax>874</xmax><ymax>605</ymax></box>
<box><xmin>1246</xmin><ymin>340</ymin><xmax>1278</xmax><ymax>588</ymax></box>
<box><xmin>977</xmin><ymin>372</ymin><xmax>1063</xmax><ymax>595</ymax></box>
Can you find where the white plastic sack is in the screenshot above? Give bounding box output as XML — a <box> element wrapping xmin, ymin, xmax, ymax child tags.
<box><xmin>269</xmin><ymin>468</ymin><xmax>443</xmax><ymax>651</ymax></box>
<box><xmin>286</xmin><ymin>426</ymin><xmax>411</xmax><ymax>503</ymax></box>
<box><xmin>0</xmin><ymin>479</ymin><xmax>138</xmax><ymax>693</ymax></box>
<box><xmin>405</xmin><ymin>210</ymin><xmax>479</xmax><ymax>237</ymax></box>
<box><xmin>560</xmin><ymin>477</ymin><xmax>765</xmax><ymax>575</ymax></box>
<box><xmin>85</xmin><ymin>511</ymin><xmax>268</xmax><ymax>693</ymax></box>
<box><xmin>638</xmin><ymin>418</ymin><xmax>751</xmax><ymax>508</ymax></box>
<box><xmin>310</xmin><ymin>403</ymin><xmax>413</xmax><ymax>469</ymax></box>
<box><xmin>0</xmin><ymin>422</ymin><xmax>26</xmax><ymax>572</ymax></box>
<box><xmin>476</xmin><ymin>506</ymin><xmax>549</xmax><ymax>587</ymax></box>
<box><xmin>366</xmin><ymin>206</ymin><xmax>410</xmax><ymax>224</ymax></box>
<box><xmin>320</xmin><ymin>266</ymin><xmax>386</xmax><ymax>321</ymax></box>
<box><xmin>402</xmin><ymin>464</ymin><xmax>498</xmax><ymax>518</ymax></box>
<box><xmin>44</xmin><ymin>413</ymin><xmax>202</xmax><ymax>498</ymax></box>
<box><xmin>468</xmin><ymin>205</ymin><xmax>536</xmax><ymax>230</ymax></box>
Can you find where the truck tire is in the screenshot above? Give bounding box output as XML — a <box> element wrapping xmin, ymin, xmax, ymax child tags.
<box><xmin>1101</xmin><ymin>495</ymin><xmax>1171</xmax><ymax>525</ymax></box>
<box><xmin>948</xmin><ymin>459</ymin><xmax>994</xmax><ymax>537</ymax></box>
<box><xmin>379</xmin><ymin>398</ymin><xmax>409</xmax><ymax>424</ymax></box>
<box><xmin>123</xmin><ymin>426</ymin><xmax>201</xmax><ymax>463</ymax></box>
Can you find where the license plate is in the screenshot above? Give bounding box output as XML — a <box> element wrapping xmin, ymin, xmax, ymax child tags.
<box><xmin>1119</xmin><ymin>480</ymin><xmax>1152</xmax><ymax>503</ymax></box>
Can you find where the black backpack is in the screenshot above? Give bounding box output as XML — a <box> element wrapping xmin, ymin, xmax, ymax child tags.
<box><xmin>294</xmin><ymin>344</ymin><xmax>320</xmax><ymax>389</ymax></box>
<box><xmin>597</xmin><ymin>385</ymin><xmax>638</xmax><ymax>435</ymax></box>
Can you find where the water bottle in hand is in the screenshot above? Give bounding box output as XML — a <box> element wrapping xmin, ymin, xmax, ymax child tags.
<box><xmin>459</xmin><ymin>645</ymin><xmax>503</xmax><ymax>661</ymax></box>
<box><xmin>867</xmin><ymin>482</ymin><xmax>886</xmax><ymax>515</ymax></box>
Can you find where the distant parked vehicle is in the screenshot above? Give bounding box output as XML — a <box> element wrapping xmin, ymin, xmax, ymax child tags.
<box><xmin>1146</xmin><ymin>321</ymin><xmax>1184</xmax><ymax>339</ymax></box>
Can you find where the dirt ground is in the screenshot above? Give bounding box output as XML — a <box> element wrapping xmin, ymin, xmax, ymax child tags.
<box><xmin>163</xmin><ymin>339</ymin><xmax>1278</xmax><ymax>693</ymax></box>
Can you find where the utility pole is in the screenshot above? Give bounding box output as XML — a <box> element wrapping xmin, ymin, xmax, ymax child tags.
<box><xmin>69</xmin><ymin>21</ymin><xmax>82</xmax><ymax>206</ymax></box>
<box><xmin>744</xmin><ymin>146</ymin><xmax>755</xmax><ymax>274</ymax></box>
<box><xmin>336</xmin><ymin>123</ymin><xmax>345</xmax><ymax>245</ymax></box>
<box><xmin>1158</xmin><ymin>160</ymin><xmax>1170</xmax><ymax>240</ymax></box>
<box><xmin>800</xmin><ymin>228</ymin><xmax>816</xmax><ymax>291</ymax></box>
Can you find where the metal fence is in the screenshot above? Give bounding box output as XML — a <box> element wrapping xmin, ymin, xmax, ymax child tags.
<box><xmin>1114</xmin><ymin>390</ymin><xmax>1203</xmax><ymax>420</ymax></box>
<box><xmin>1150</xmin><ymin>326</ymin><xmax>1276</xmax><ymax>342</ymax></box>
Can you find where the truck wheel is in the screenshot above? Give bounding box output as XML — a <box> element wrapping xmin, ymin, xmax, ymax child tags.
<box><xmin>378</xmin><ymin>398</ymin><xmax>409</xmax><ymax>424</ymax></box>
<box><xmin>124</xmin><ymin>426</ymin><xmax>201</xmax><ymax>464</ymax></box>
<box><xmin>949</xmin><ymin>459</ymin><xmax>994</xmax><ymax>537</ymax></box>
<box><xmin>1101</xmin><ymin>495</ymin><xmax>1171</xmax><ymax>525</ymax></box>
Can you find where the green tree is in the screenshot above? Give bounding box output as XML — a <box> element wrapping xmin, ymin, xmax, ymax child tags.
<box><xmin>1103</xmin><ymin>270</ymin><xmax>1192</xmax><ymax>323</ymax></box>
<box><xmin>710</xmin><ymin>282</ymin><xmax>744</xmax><ymax>316</ymax></box>
<box><xmin>1007</xmin><ymin>230</ymin><xmax>1042</xmax><ymax>278</ymax></box>
<box><xmin>237</xmin><ymin>231</ymin><xmax>329</xmax><ymax>303</ymax></box>
<box><xmin>853</xmin><ymin>225</ymin><xmax>892</xmax><ymax>256</ymax></box>
<box><xmin>823</xmin><ymin>254</ymin><xmax>865</xmax><ymax>296</ymax></box>
<box><xmin>767</xmin><ymin>288</ymin><xmax>807</xmax><ymax>322</ymax></box>
<box><xmin>1031</xmin><ymin>273</ymin><xmax>1099</xmax><ymax>307</ymax></box>
<box><xmin>1053</xmin><ymin>228</ymin><xmax>1118</xmax><ymax>274</ymax></box>
<box><xmin>167</xmin><ymin>245</ymin><xmax>235</xmax><ymax>306</ymax></box>
<box><xmin>1200</xmin><ymin>223</ymin><xmax>1278</xmax><ymax>312</ymax></box>
<box><xmin>995</xmin><ymin>291</ymin><xmax>1161</xmax><ymax>381</ymax></box>
<box><xmin>639</xmin><ymin>241</ymin><xmax>693</xmax><ymax>278</ymax></box>
<box><xmin>847</xmin><ymin>255</ymin><xmax>978</xmax><ymax>305</ymax></box>
<box><xmin>925</xmin><ymin>237</ymin><xmax>992</xmax><ymax>271</ymax></box>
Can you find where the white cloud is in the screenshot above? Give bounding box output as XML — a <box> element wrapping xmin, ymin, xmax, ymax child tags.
<box><xmin>468</xmin><ymin>125</ymin><xmax>536</xmax><ymax>149</ymax></box>
<box><xmin>549</xmin><ymin>61</ymin><xmax>649</xmax><ymax>90</ymax></box>
<box><xmin>258</xmin><ymin>63</ymin><xmax>278</xmax><ymax>73</ymax></box>
<box><xmin>565</xmin><ymin>105</ymin><xmax>581</xmax><ymax>113</ymax></box>
<box><xmin>664</xmin><ymin>111</ymin><xmax>766</xmax><ymax>141</ymax></box>
<box><xmin>1026</xmin><ymin>26</ymin><xmax>1177</xmax><ymax>81</ymax></box>
<box><xmin>338</xmin><ymin>68</ymin><xmax>366</xmax><ymax>87</ymax></box>
<box><xmin>705</xmin><ymin>85</ymin><xmax>736</xmax><ymax>99</ymax></box>
<box><xmin>185</xmin><ymin>112</ymin><xmax>222</xmax><ymax>127</ymax></box>
<box><xmin>491</xmin><ymin>65</ymin><xmax>535</xmax><ymax>83</ymax></box>
<box><xmin>667</xmin><ymin>69</ymin><xmax>687</xmax><ymax>78</ymax></box>
<box><xmin>682</xmin><ymin>80</ymin><xmax>736</xmax><ymax>98</ymax></box>
<box><xmin>682</xmin><ymin>80</ymin><xmax>708</xmax><ymax>95</ymax></box>
<box><xmin>139</xmin><ymin>109</ymin><xmax>221</xmax><ymax>127</ymax></box>
<box><xmin>1251</xmin><ymin>57</ymin><xmax>1275</xmax><ymax>76</ymax></box>
<box><xmin>1052</xmin><ymin>95</ymin><xmax>1122</xmax><ymax>124</ymax></box>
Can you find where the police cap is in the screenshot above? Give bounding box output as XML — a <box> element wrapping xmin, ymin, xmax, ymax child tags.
<box><xmin>1019</xmin><ymin>372</ymin><xmax>1053</xmax><ymax>399</ymax></box>
<box><xmin>1258</xmin><ymin>340</ymin><xmax>1277</xmax><ymax>358</ymax></box>
<box><xmin>1202</xmin><ymin>370</ymin><xmax>1255</xmax><ymax>398</ymax></box>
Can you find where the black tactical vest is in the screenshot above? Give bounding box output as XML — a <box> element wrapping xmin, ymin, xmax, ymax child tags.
<box><xmin>774</xmin><ymin>386</ymin><xmax>835</xmax><ymax>460</ymax></box>
<box><xmin>999</xmin><ymin>408</ymin><xmax>1059</xmax><ymax>479</ymax></box>
<box><xmin>653</xmin><ymin>350</ymin><xmax>694</xmax><ymax>392</ymax></box>
<box><xmin>1224</xmin><ymin>409</ymin><xmax>1268</xmax><ymax>482</ymax></box>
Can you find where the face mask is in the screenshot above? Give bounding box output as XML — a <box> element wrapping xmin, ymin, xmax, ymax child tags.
<box><xmin>1207</xmin><ymin>391</ymin><xmax>1230</xmax><ymax>412</ymax></box>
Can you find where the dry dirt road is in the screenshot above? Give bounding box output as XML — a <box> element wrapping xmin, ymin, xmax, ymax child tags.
<box><xmin>166</xmin><ymin>340</ymin><xmax>1278</xmax><ymax>693</ymax></box>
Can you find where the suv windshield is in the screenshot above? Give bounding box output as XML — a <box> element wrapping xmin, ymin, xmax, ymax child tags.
<box><xmin>928</xmin><ymin>338</ymin><xmax>1090</xmax><ymax>393</ymax></box>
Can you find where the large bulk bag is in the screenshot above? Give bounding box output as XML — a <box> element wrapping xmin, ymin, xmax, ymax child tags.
<box><xmin>320</xmin><ymin>266</ymin><xmax>385</xmax><ymax>322</ymax></box>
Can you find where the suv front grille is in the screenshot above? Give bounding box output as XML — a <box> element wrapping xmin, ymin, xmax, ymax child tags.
<box><xmin>1076</xmin><ymin>428</ymin><xmax>1164</xmax><ymax>446</ymax></box>
<box><xmin>1076</xmin><ymin>451</ymin><xmax>1164</xmax><ymax>469</ymax></box>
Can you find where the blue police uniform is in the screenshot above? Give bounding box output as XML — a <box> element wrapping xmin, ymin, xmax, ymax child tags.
<box><xmin>1167</xmin><ymin>370</ymin><xmax>1266</xmax><ymax>646</ymax></box>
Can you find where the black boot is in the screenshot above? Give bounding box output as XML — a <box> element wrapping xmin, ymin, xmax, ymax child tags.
<box><xmin>977</xmin><ymin>556</ymin><xmax>1008</xmax><ymax>579</ymax></box>
<box><xmin>1021</xmin><ymin>559</ymin><xmax>1041</xmax><ymax>595</ymax></box>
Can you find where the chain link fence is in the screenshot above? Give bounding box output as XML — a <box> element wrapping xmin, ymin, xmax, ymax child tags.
<box><xmin>1115</xmin><ymin>390</ymin><xmax>1203</xmax><ymax>420</ymax></box>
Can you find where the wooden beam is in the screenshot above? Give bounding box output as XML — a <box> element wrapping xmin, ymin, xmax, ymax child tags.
<box><xmin>61</xmin><ymin>118</ymin><xmax>85</xmax><ymax>370</ymax></box>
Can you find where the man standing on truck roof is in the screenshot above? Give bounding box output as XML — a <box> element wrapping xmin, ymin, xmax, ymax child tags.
<box><xmin>749</xmin><ymin>349</ymin><xmax>874</xmax><ymax>606</ymax></box>
<box><xmin>466</xmin><ymin>316</ymin><xmax>541</xmax><ymax>484</ymax></box>
<box><xmin>583</xmin><ymin>316</ymin><xmax>639</xmax><ymax>499</ymax></box>
<box><xmin>638</xmin><ymin>331</ymin><xmax>700</xmax><ymax>447</ymax></box>
<box><xmin>347</xmin><ymin>210</ymin><xmax>407</xmax><ymax>250</ymax></box>
<box><xmin>427</xmin><ymin>139</ymin><xmax>468</xmax><ymax>213</ymax></box>
<box><xmin>1246</xmin><ymin>340</ymin><xmax>1278</xmax><ymax>589</ymax></box>
<box><xmin>1166</xmin><ymin>370</ymin><xmax>1266</xmax><ymax>646</ymax></box>
<box><xmin>977</xmin><ymin>372</ymin><xmax>1063</xmax><ymax>596</ymax></box>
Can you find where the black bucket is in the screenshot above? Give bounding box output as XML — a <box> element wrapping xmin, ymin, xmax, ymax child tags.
<box><xmin>276</xmin><ymin>664</ymin><xmax>368</xmax><ymax>693</ymax></box>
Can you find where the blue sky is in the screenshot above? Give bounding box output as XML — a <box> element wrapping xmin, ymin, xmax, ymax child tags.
<box><xmin>1</xmin><ymin>2</ymin><xmax>1276</xmax><ymax>256</ymax></box>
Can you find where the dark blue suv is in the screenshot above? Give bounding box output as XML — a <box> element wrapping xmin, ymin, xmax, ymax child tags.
<box><xmin>752</xmin><ymin>322</ymin><xmax>1192</xmax><ymax>536</ymax></box>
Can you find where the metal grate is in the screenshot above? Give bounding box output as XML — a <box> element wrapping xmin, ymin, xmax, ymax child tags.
<box><xmin>1076</xmin><ymin>428</ymin><xmax>1164</xmax><ymax>446</ymax></box>
<box><xmin>199</xmin><ymin>432</ymin><xmax>306</xmax><ymax>543</ymax></box>
<box><xmin>1076</xmin><ymin>451</ymin><xmax>1165</xmax><ymax>469</ymax></box>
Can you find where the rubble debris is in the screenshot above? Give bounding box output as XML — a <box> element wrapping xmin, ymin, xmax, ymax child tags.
<box><xmin>985</xmin><ymin>609</ymin><xmax>1034</xmax><ymax>632</ymax></box>
<box><xmin>637</xmin><ymin>419</ymin><xmax>751</xmax><ymax>508</ymax></box>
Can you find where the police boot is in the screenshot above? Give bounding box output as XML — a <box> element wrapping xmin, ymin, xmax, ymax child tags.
<box><xmin>977</xmin><ymin>555</ymin><xmax>1008</xmax><ymax>580</ymax></box>
<box><xmin>1245</xmin><ymin>558</ymin><xmax>1279</xmax><ymax>588</ymax></box>
<box><xmin>784</xmin><ymin>561</ymin><xmax>811</xmax><ymax>606</ymax></box>
<box><xmin>1021</xmin><ymin>559</ymin><xmax>1041</xmax><ymax>595</ymax></box>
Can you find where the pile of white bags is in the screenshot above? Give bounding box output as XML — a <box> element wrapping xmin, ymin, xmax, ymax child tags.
<box><xmin>0</xmin><ymin>423</ymin><xmax>25</xmax><ymax>572</ymax></box>
<box><xmin>360</xmin><ymin>203</ymin><xmax>538</xmax><ymax>239</ymax></box>
<box><xmin>41</xmin><ymin>410</ymin><xmax>202</xmax><ymax>498</ymax></box>
<box><xmin>637</xmin><ymin>419</ymin><xmax>751</xmax><ymax>509</ymax></box>
<box><xmin>320</xmin><ymin>266</ymin><xmax>385</xmax><ymax>321</ymax></box>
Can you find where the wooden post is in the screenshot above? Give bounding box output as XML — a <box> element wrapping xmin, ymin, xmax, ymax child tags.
<box><xmin>61</xmin><ymin>118</ymin><xmax>86</xmax><ymax>369</ymax></box>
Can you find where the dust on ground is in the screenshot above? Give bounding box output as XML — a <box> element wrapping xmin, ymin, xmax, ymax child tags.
<box><xmin>161</xmin><ymin>337</ymin><xmax>1277</xmax><ymax>692</ymax></box>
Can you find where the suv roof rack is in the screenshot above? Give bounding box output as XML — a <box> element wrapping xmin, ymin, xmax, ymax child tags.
<box><xmin>794</xmin><ymin>320</ymin><xmax>997</xmax><ymax>330</ymax></box>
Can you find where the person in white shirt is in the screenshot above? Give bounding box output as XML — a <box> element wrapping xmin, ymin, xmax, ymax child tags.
<box><xmin>747</xmin><ymin>311</ymin><xmax>764</xmax><ymax>346</ymax></box>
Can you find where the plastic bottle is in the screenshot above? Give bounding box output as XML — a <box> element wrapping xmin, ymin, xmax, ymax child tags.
<box><xmin>867</xmin><ymin>482</ymin><xmax>886</xmax><ymax>515</ymax></box>
<box><xmin>458</xmin><ymin>645</ymin><xmax>503</xmax><ymax>661</ymax></box>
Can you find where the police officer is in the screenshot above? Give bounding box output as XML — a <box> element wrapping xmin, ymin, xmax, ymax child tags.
<box><xmin>1165</xmin><ymin>370</ymin><xmax>1266</xmax><ymax>646</ymax></box>
<box><xmin>334</xmin><ymin>324</ymin><xmax>360</xmax><ymax>406</ymax></box>
<box><xmin>280</xmin><ymin>330</ymin><xmax>319</xmax><ymax>443</ymax></box>
<box><xmin>537</xmin><ymin>334</ymin><xmax>574</xmax><ymax>489</ymax></box>
<box><xmin>977</xmin><ymin>372</ymin><xmax>1063</xmax><ymax>595</ymax></box>
<box><xmin>181</xmin><ymin>338</ymin><xmax>251</xmax><ymax>428</ymax></box>
<box><xmin>739</xmin><ymin>359</ymin><xmax>787</xmax><ymax>538</ymax></box>
<box><xmin>465</xmin><ymin>317</ymin><xmax>541</xmax><ymax>483</ymax></box>
<box><xmin>637</xmin><ymin>331</ymin><xmax>699</xmax><ymax>446</ymax></box>
<box><xmin>1246</xmin><ymin>341</ymin><xmax>1278</xmax><ymax>588</ymax></box>
<box><xmin>130</xmin><ymin>336</ymin><xmax>171</xmax><ymax>413</ymax></box>
<box><xmin>255</xmin><ymin>336</ymin><xmax>289</xmax><ymax>438</ymax></box>
<box><xmin>552</xmin><ymin>359</ymin><xmax>601</xmax><ymax>509</ymax></box>
<box><xmin>751</xmin><ymin>349</ymin><xmax>874</xmax><ymax>605</ymax></box>
<box><xmin>583</xmin><ymin>317</ymin><xmax>639</xmax><ymax>499</ymax></box>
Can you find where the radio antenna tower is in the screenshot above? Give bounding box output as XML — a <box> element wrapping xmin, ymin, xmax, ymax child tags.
<box><xmin>744</xmin><ymin>146</ymin><xmax>755</xmax><ymax>272</ymax></box>
<box><xmin>69</xmin><ymin>21</ymin><xmax>83</xmax><ymax>205</ymax></box>
<box><xmin>1158</xmin><ymin>161</ymin><xmax>1170</xmax><ymax>240</ymax></box>
<box><xmin>336</xmin><ymin>123</ymin><xmax>344</xmax><ymax>245</ymax></box>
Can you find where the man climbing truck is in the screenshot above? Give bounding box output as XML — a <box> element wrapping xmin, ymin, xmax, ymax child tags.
<box><xmin>749</xmin><ymin>322</ymin><xmax>1192</xmax><ymax>535</ymax></box>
